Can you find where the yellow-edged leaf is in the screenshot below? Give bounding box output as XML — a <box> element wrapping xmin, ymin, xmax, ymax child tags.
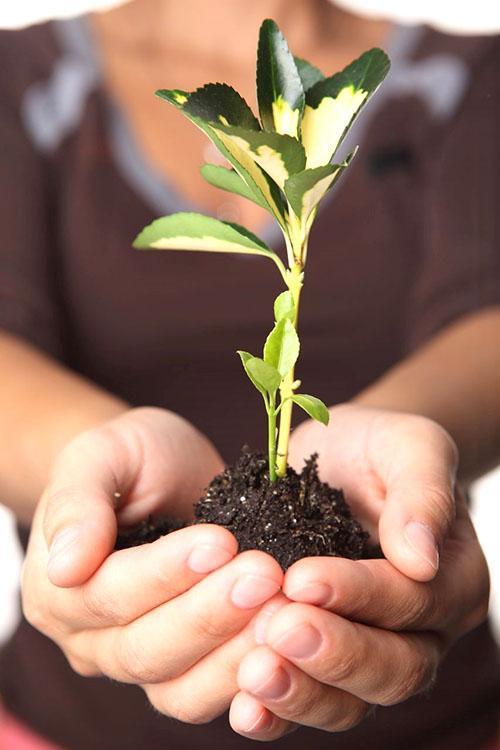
<box><xmin>301</xmin><ymin>48</ymin><xmax>390</xmax><ymax>168</ymax></box>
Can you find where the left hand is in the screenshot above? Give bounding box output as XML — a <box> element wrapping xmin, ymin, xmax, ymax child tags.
<box><xmin>228</xmin><ymin>404</ymin><xmax>490</xmax><ymax>739</ymax></box>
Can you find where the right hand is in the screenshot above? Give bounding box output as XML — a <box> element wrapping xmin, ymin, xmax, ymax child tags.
<box><xmin>22</xmin><ymin>407</ymin><xmax>284</xmax><ymax>723</ymax></box>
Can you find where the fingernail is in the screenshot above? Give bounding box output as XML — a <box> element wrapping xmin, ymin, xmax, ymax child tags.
<box><xmin>246</xmin><ymin>666</ymin><xmax>291</xmax><ymax>700</ymax></box>
<box><xmin>187</xmin><ymin>544</ymin><xmax>234</xmax><ymax>574</ymax></box>
<box><xmin>231</xmin><ymin>574</ymin><xmax>281</xmax><ymax>609</ymax></box>
<box><xmin>272</xmin><ymin>623</ymin><xmax>322</xmax><ymax>659</ymax></box>
<box><xmin>286</xmin><ymin>582</ymin><xmax>332</xmax><ymax>605</ymax></box>
<box><xmin>48</xmin><ymin>527</ymin><xmax>81</xmax><ymax>572</ymax></box>
<box><xmin>404</xmin><ymin>521</ymin><xmax>439</xmax><ymax>571</ymax></box>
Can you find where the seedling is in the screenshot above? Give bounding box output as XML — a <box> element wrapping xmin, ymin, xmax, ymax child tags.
<box><xmin>134</xmin><ymin>19</ymin><xmax>390</xmax><ymax>481</ymax></box>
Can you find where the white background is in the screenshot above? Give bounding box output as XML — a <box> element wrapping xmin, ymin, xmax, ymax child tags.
<box><xmin>1</xmin><ymin>1</ymin><xmax>500</xmax><ymax>34</ymax></box>
<box><xmin>1</xmin><ymin>472</ymin><xmax>499</xmax><ymax>646</ymax></box>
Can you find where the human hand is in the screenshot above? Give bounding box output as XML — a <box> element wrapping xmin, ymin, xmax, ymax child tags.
<box><xmin>227</xmin><ymin>405</ymin><xmax>489</xmax><ymax>739</ymax></box>
<box><xmin>22</xmin><ymin>407</ymin><xmax>284</xmax><ymax>721</ymax></box>
<box><xmin>289</xmin><ymin>403</ymin><xmax>462</xmax><ymax>582</ymax></box>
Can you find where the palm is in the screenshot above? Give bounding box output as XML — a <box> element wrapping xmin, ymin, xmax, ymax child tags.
<box><xmin>287</xmin><ymin>404</ymin><xmax>458</xmax><ymax>556</ymax></box>
<box><xmin>117</xmin><ymin>408</ymin><xmax>224</xmax><ymax>525</ymax></box>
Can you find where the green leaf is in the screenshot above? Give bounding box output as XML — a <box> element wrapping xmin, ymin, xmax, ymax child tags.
<box><xmin>301</xmin><ymin>48</ymin><xmax>390</xmax><ymax>168</ymax></box>
<box><xmin>274</xmin><ymin>290</ymin><xmax>295</xmax><ymax>322</ymax></box>
<box><xmin>237</xmin><ymin>350</ymin><xmax>267</xmax><ymax>397</ymax></box>
<box><xmin>294</xmin><ymin>57</ymin><xmax>325</xmax><ymax>92</ymax></box>
<box><xmin>156</xmin><ymin>88</ymin><xmax>286</xmax><ymax>227</ymax></box>
<box><xmin>292</xmin><ymin>394</ymin><xmax>330</xmax><ymax>425</ymax></box>
<box><xmin>210</xmin><ymin>124</ymin><xmax>306</xmax><ymax>190</ymax></box>
<box><xmin>133</xmin><ymin>212</ymin><xmax>277</xmax><ymax>261</ymax></box>
<box><xmin>200</xmin><ymin>164</ymin><xmax>268</xmax><ymax>209</ymax></box>
<box><xmin>284</xmin><ymin>152</ymin><xmax>354</xmax><ymax>220</ymax></box>
<box><xmin>263</xmin><ymin>318</ymin><xmax>300</xmax><ymax>378</ymax></box>
<box><xmin>246</xmin><ymin>356</ymin><xmax>282</xmax><ymax>393</ymax></box>
<box><xmin>257</xmin><ymin>19</ymin><xmax>305</xmax><ymax>137</ymax></box>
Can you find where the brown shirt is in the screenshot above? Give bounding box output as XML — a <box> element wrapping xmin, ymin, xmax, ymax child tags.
<box><xmin>0</xmin><ymin>17</ymin><xmax>499</xmax><ymax>750</ymax></box>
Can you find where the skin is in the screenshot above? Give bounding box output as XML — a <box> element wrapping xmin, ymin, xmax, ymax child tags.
<box><xmin>17</xmin><ymin>309</ymin><xmax>495</xmax><ymax>737</ymax></box>
<box><xmin>3</xmin><ymin>0</ymin><xmax>498</xmax><ymax>741</ymax></box>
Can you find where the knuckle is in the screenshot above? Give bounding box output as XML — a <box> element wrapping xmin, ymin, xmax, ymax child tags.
<box><xmin>465</xmin><ymin>593</ymin><xmax>490</xmax><ymax>634</ymax></box>
<box><xmin>82</xmin><ymin>584</ymin><xmax>123</xmax><ymax>625</ymax></box>
<box><xmin>395</xmin><ymin>588</ymin><xmax>437</xmax><ymax>630</ymax></box>
<box><xmin>117</xmin><ymin>630</ymin><xmax>159</xmax><ymax>684</ymax></box>
<box><xmin>190</xmin><ymin>606</ymin><xmax>234</xmax><ymax>642</ymax></box>
<box><xmin>326</xmin><ymin>700</ymin><xmax>371</xmax><ymax>732</ymax></box>
<box><xmin>283</xmin><ymin>685</ymin><xmax>319</xmax><ymax>722</ymax></box>
<box><xmin>325</xmin><ymin>646</ymin><xmax>360</xmax><ymax>684</ymax></box>
<box><xmin>379</xmin><ymin>650</ymin><xmax>435</xmax><ymax>706</ymax></box>
<box><xmin>150</xmin><ymin>691</ymin><xmax>211</xmax><ymax>725</ymax></box>
<box><xmin>170</xmin><ymin>702</ymin><xmax>212</xmax><ymax>725</ymax></box>
<box><xmin>421</xmin><ymin>485</ymin><xmax>456</xmax><ymax>531</ymax></box>
<box><xmin>21</xmin><ymin>582</ymin><xmax>49</xmax><ymax>633</ymax></box>
<box><xmin>66</xmin><ymin>653</ymin><xmax>101</xmax><ymax>678</ymax></box>
<box><xmin>22</xmin><ymin>599</ymin><xmax>48</xmax><ymax>632</ymax></box>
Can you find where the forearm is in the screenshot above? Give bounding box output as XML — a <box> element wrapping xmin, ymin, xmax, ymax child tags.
<box><xmin>0</xmin><ymin>331</ymin><xmax>128</xmax><ymax>522</ymax></box>
<box><xmin>355</xmin><ymin>307</ymin><xmax>500</xmax><ymax>482</ymax></box>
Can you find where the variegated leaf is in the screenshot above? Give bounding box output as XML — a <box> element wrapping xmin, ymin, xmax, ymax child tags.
<box><xmin>257</xmin><ymin>19</ymin><xmax>305</xmax><ymax>138</ymax></box>
<box><xmin>183</xmin><ymin>83</ymin><xmax>261</xmax><ymax>130</ymax></box>
<box><xmin>284</xmin><ymin>151</ymin><xmax>355</xmax><ymax>221</ymax></box>
<box><xmin>294</xmin><ymin>57</ymin><xmax>325</xmax><ymax>92</ymax></box>
<box><xmin>156</xmin><ymin>87</ymin><xmax>286</xmax><ymax>226</ymax></box>
<box><xmin>133</xmin><ymin>212</ymin><xmax>276</xmax><ymax>260</ymax></box>
<box><xmin>210</xmin><ymin>124</ymin><xmax>306</xmax><ymax>190</ymax></box>
<box><xmin>301</xmin><ymin>48</ymin><xmax>390</xmax><ymax>168</ymax></box>
<box><xmin>200</xmin><ymin>164</ymin><xmax>268</xmax><ymax>209</ymax></box>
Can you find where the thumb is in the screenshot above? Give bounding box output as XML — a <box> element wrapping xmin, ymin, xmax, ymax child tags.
<box><xmin>43</xmin><ymin>426</ymin><xmax>134</xmax><ymax>588</ymax></box>
<box><xmin>378</xmin><ymin>424</ymin><xmax>458</xmax><ymax>582</ymax></box>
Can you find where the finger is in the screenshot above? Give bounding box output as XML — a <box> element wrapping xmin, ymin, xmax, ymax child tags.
<box><xmin>50</xmin><ymin>524</ymin><xmax>238</xmax><ymax>629</ymax></box>
<box><xmin>284</xmin><ymin>493</ymin><xmax>488</xmax><ymax>637</ymax></box>
<box><xmin>43</xmin><ymin>423</ymin><xmax>140</xmax><ymax>587</ymax></box>
<box><xmin>229</xmin><ymin>692</ymin><xmax>295</xmax><ymax>741</ymax></box>
<box><xmin>284</xmin><ymin>557</ymin><xmax>439</xmax><ymax>630</ymax></box>
<box><xmin>378</xmin><ymin>419</ymin><xmax>458</xmax><ymax>582</ymax></box>
<box><xmin>145</xmin><ymin>595</ymin><xmax>288</xmax><ymax>724</ymax></box>
<box><xmin>237</xmin><ymin>646</ymin><xmax>369</xmax><ymax>733</ymax></box>
<box><xmin>70</xmin><ymin>550</ymin><xmax>283</xmax><ymax>684</ymax></box>
<box><xmin>265</xmin><ymin>603</ymin><xmax>440</xmax><ymax>705</ymax></box>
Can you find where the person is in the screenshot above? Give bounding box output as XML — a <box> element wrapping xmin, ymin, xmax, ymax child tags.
<box><xmin>0</xmin><ymin>0</ymin><xmax>499</xmax><ymax>747</ymax></box>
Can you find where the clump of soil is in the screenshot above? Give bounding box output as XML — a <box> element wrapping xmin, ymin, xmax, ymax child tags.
<box><xmin>116</xmin><ymin>448</ymin><xmax>370</xmax><ymax>569</ymax></box>
<box><xmin>194</xmin><ymin>449</ymin><xmax>368</xmax><ymax>568</ymax></box>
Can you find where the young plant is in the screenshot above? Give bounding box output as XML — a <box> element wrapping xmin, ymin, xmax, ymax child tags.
<box><xmin>134</xmin><ymin>19</ymin><xmax>390</xmax><ymax>481</ymax></box>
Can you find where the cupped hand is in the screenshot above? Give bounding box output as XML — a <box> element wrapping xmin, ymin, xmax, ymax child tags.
<box><xmin>22</xmin><ymin>407</ymin><xmax>284</xmax><ymax>722</ymax></box>
<box><xmin>290</xmin><ymin>403</ymin><xmax>461</xmax><ymax>582</ymax></box>
<box><xmin>228</xmin><ymin>405</ymin><xmax>490</xmax><ymax>739</ymax></box>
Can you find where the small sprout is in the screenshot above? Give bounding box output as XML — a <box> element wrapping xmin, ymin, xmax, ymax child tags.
<box><xmin>134</xmin><ymin>18</ymin><xmax>390</xmax><ymax>482</ymax></box>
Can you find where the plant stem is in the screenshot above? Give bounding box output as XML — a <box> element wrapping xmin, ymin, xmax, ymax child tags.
<box><xmin>267</xmin><ymin>403</ymin><xmax>277</xmax><ymax>481</ymax></box>
<box><xmin>275</xmin><ymin>260</ymin><xmax>303</xmax><ymax>477</ymax></box>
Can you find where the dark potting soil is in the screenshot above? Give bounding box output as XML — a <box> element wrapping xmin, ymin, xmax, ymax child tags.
<box><xmin>116</xmin><ymin>448</ymin><xmax>372</xmax><ymax>569</ymax></box>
